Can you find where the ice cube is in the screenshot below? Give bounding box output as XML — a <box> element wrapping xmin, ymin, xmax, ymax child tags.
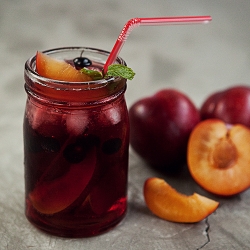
<box><xmin>65</xmin><ymin>111</ymin><xmax>89</xmax><ymax>136</ymax></box>
<box><xmin>100</xmin><ymin>104</ymin><xmax>121</xmax><ymax>125</ymax></box>
<box><xmin>26</xmin><ymin>101</ymin><xmax>59</xmax><ymax>130</ymax></box>
<box><xmin>26</xmin><ymin>102</ymin><xmax>45</xmax><ymax>130</ymax></box>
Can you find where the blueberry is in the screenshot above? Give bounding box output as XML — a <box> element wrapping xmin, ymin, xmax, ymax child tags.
<box><xmin>102</xmin><ymin>138</ymin><xmax>122</xmax><ymax>155</ymax></box>
<box><xmin>25</xmin><ymin>134</ymin><xmax>43</xmax><ymax>153</ymax></box>
<box><xmin>63</xmin><ymin>142</ymin><xmax>87</xmax><ymax>163</ymax></box>
<box><xmin>63</xmin><ymin>135</ymin><xmax>100</xmax><ymax>163</ymax></box>
<box><xmin>76</xmin><ymin>134</ymin><xmax>100</xmax><ymax>147</ymax></box>
<box><xmin>25</xmin><ymin>133</ymin><xmax>60</xmax><ymax>153</ymax></box>
<box><xmin>41</xmin><ymin>137</ymin><xmax>60</xmax><ymax>153</ymax></box>
<box><xmin>73</xmin><ymin>57</ymin><xmax>92</xmax><ymax>69</ymax></box>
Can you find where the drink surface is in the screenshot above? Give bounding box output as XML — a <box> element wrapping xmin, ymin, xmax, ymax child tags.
<box><xmin>24</xmin><ymin>48</ymin><xmax>129</xmax><ymax>237</ymax></box>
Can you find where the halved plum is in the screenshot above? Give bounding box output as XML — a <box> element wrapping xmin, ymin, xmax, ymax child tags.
<box><xmin>144</xmin><ymin>177</ymin><xmax>219</xmax><ymax>223</ymax></box>
<box><xmin>36</xmin><ymin>51</ymin><xmax>92</xmax><ymax>82</ymax></box>
<box><xmin>187</xmin><ymin>119</ymin><xmax>250</xmax><ymax>196</ymax></box>
<box><xmin>29</xmin><ymin>148</ymin><xmax>96</xmax><ymax>214</ymax></box>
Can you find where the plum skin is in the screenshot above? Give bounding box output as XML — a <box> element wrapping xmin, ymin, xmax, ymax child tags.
<box><xmin>129</xmin><ymin>89</ymin><xmax>200</xmax><ymax>172</ymax></box>
<box><xmin>200</xmin><ymin>85</ymin><xmax>250</xmax><ymax>127</ymax></box>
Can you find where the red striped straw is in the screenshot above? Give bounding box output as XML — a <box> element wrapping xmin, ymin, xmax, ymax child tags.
<box><xmin>103</xmin><ymin>16</ymin><xmax>212</xmax><ymax>74</ymax></box>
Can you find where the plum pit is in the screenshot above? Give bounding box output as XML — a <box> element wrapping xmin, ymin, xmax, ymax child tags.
<box><xmin>210</xmin><ymin>138</ymin><xmax>238</xmax><ymax>169</ymax></box>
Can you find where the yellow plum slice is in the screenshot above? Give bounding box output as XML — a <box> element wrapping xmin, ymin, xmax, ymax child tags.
<box><xmin>144</xmin><ymin>177</ymin><xmax>219</xmax><ymax>223</ymax></box>
<box><xmin>36</xmin><ymin>51</ymin><xmax>92</xmax><ymax>82</ymax></box>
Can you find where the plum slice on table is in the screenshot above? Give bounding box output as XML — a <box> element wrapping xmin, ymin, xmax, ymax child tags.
<box><xmin>144</xmin><ymin>177</ymin><xmax>219</xmax><ymax>223</ymax></box>
<box><xmin>187</xmin><ymin>119</ymin><xmax>250</xmax><ymax>196</ymax></box>
<box><xmin>29</xmin><ymin>148</ymin><xmax>96</xmax><ymax>214</ymax></box>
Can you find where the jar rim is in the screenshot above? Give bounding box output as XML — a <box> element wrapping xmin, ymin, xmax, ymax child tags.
<box><xmin>24</xmin><ymin>47</ymin><xmax>127</xmax><ymax>103</ymax></box>
<box><xmin>24</xmin><ymin>46</ymin><xmax>126</xmax><ymax>90</ymax></box>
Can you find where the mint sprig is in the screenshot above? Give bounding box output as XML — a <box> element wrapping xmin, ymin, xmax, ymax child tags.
<box><xmin>106</xmin><ymin>64</ymin><xmax>135</xmax><ymax>80</ymax></box>
<box><xmin>80</xmin><ymin>68</ymin><xmax>103</xmax><ymax>80</ymax></box>
<box><xmin>81</xmin><ymin>65</ymin><xmax>135</xmax><ymax>80</ymax></box>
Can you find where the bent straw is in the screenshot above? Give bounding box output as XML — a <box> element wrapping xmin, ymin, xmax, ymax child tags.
<box><xmin>103</xmin><ymin>16</ymin><xmax>212</xmax><ymax>74</ymax></box>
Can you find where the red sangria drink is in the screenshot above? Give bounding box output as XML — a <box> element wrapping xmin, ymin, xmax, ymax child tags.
<box><xmin>24</xmin><ymin>47</ymin><xmax>130</xmax><ymax>237</ymax></box>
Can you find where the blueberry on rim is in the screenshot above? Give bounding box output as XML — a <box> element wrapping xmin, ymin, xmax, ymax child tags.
<box><xmin>73</xmin><ymin>57</ymin><xmax>92</xmax><ymax>70</ymax></box>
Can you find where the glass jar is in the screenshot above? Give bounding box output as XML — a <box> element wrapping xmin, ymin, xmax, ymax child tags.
<box><xmin>23</xmin><ymin>47</ymin><xmax>129</xmax><ymax>237</ymax></box>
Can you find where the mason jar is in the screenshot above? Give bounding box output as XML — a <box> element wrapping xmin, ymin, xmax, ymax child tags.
<box><xmin>24</xmin><ymin>47</ymin><xmax>129</xmax><ymax>237</ymax></box>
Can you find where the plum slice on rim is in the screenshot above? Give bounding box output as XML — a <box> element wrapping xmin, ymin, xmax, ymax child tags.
<box><xmin>36</xmin><ymin>51</ymin><xmax>92</xmax><ymax>82</ymax></box>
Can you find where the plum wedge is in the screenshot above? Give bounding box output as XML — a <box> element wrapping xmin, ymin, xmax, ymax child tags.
<box><xmin>36</xmin><ymin>51</ymin><xmax>92</xmax><ymax>82</ymax></box>
<box><xmin>29</xmin><ymin>148</ymin><xmax>96</xmax><ymax>214</ymax></box>
<box><xmin>144</xmin><ymin>177</ymin><xmax>219</xmax><ymax>223</ymax></box>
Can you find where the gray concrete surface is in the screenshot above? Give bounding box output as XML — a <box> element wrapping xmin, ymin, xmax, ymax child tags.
<box><xmin>1</xmin><ymin>0</ymin><xmax>250</xmax><ymax>249</ymax></box>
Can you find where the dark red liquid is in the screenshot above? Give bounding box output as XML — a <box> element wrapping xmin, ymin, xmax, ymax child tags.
<box><xmin>24</xmin><ymin>95</ymin><xmax>129</xmax><ymax>237</ymax></box>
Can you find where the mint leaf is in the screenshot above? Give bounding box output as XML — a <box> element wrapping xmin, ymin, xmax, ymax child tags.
<box><xmin>80</xmin><ymin>65</ymin><xmax>136</xmax><ymax>81</ymax></box>
<box><xmin>106</xmin><ymin>64</ymin><xmax>135</xmax><ymax>80</ymax></box>
<box><xmin>80</xmin><ymin>68</ymin><xmax>103</xmax><ymax>80</ymax></box>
